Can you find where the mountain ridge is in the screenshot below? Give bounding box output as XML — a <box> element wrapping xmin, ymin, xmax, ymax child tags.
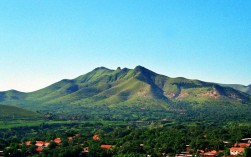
<box><xmin>0</xmin><ymin>66</ymin><xmax>250</xmax><ymax>113</ymax></box>
<box><xmin>220</xmin><ymin>83</ymin><xmax>251</xmax><ymax>95</ymax></box>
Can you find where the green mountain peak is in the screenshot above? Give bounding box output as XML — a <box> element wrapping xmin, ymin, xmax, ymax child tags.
<box><xmin>93</xmin><ymin>66</ymin><xmax>112</xmax><ymax>71</ymax></box>
<box><xmin>0</xmin><ymin>66</ymin><xmax>250</xmax><ymax>113</ymax></box>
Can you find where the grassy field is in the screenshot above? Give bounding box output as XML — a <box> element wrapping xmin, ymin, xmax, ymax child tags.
<box><xmin>0</xmin><ymin>120</ymin><xmax>129</xmax><ymax>129</ymax></box>
<box><xmin>0</xmin><ymin>120</ymin><xmax>68</xmax><ymax>129</ymax></box>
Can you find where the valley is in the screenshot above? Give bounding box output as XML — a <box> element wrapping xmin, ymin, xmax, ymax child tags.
<box><xmin>1</xmin><ymin>66</ymin><xmax>251</xmax><ymax>157</ymax></box>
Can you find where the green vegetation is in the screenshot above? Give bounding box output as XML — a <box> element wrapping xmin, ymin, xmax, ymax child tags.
<box><xmin>221</xmin><ymin>84</ymin><xmax>251</xmax><ymax>95</ymax></box>
<box><xmin>0</xmin><ymin>104</ymin><xmax>41</xmax><ymax>120</ymax></box>
<box><xmin>1</xmin><ymin>122</ymin><xmax>251</xmax><ymax>157</ymax></box>
<box><xmin>0</xmin><ymin>66</ymin><xmax>251</xmax><ymax>156</ymax></box>
<box><xmin>0</xmin><ymin>66</ymin><xmax>250</xmax><ymax>118</ymax></box>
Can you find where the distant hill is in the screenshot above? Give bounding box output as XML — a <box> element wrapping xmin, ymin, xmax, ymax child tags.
<box><xmin>0</xmin><ymin>90</ymin><xmax>25</xmax><ymax>101</ymax></box>
<box><xmin>0</xmin><ymin>66</ymin><xmax>250</xmax><ymax>115</ymax></box>
<box><xmin>0</xmin><ymin>104</ymin><xmax>41</xmax><ymax>120</ymax></box>
<box><xmin>220</xmin><ymin>84</ymin><xmax>251</xmax><ymax>95</ymax></box>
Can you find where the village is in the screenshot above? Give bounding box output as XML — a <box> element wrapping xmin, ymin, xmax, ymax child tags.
<box><xmin>1</xmin><ymin>133</ymin><xmax>250</xmax><ymax>157</ymax></box>
<box><xmin>175</xmin><ymin>138</ymin><xmax>251</xmax><ymax>157</ymax></box>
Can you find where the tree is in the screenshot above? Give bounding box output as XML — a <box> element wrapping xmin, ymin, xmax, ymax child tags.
<box><xmin>244</xmin><ymin>147</ymin><xmax>251</xmax><ymax>157</ymax></box>
<box><xmin>48</xmin><ymin>141</ymin><xmax>57</xmax><ymax>149</ymax></box>
<box><xmin>28</xmin><ymin>145</ymin><xmax>37</xmax><ymax>155</ymax></box>
<box><xmin>88</xmin><ymin>140</ymin><xmax>103</xmax><ymax>157</ymax></box>
<box><xmin>4</xmin><ymin>143</ymin><xmax>21</xmax><ymax>157</ymax></box>
<box><xmin>0</xmin><ymin>138</ymin><xmax>7</xmax><ymax>149</ymax></box>
<box><xmin>224</xmin><ymin>148</ymin><xmax>230</xmax><ymax>157</ymax></box>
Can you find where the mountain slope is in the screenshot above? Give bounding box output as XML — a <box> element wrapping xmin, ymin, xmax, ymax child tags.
<box><xmin>220</xmin><ymin>84</ymin><xmax>251</xmax><ymax>95</ymax></box>
<box><xmin>0</xmin><ymin>104</ymin><xmax>41</xmax><ymax>120</ymax></box>
<box><xmin>0</xmin><ymin>90</ymin><xmax>25</xmax><ymax>101</ymax></box>
<box><xmin>0</xmin><ymin>66</ymin><xmax>250</xmax><ymax>113</ymax></box>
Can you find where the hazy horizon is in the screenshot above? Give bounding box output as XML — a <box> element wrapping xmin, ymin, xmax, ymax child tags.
<box><xmin>1</xmin><ymin>0</ymin><xmax>251</xmax><ymax>92</ymax></box>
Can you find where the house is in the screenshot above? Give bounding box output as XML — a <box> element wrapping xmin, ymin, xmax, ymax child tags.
<box><xmin>35</xmin><ymin>141</ymin><xmax>44</xmax><ymax>147</ymax></box>
<box><xmin>230</xmin><ymin>147</ymin><xmax>244</xmax><ymax>156</ymax></box>
<box><xmin>241</xmin><ymin>138</ymin><xmax>251</xmax><ymax>144</ymax></box>
<box><xmin>36</xmin><ymin>146</ymin><xmax>43</xmax><ymax>153</ymax></box>
<box><xmin>101</xmin><ymin>145</ymin><xmax>112</xmax><ymax>149</ymax></box>
<box><xmin>44</xmin><ymin>142</ymin><xmax>50</xmax><ymax>147</ymax></box>
<box><xmin>54</xmin><ymin>138</ymin><xmax>61</xmax><ymax>144</ymax></box>
<box><xmin>175</xmin><ymin>154</ymin><xmax>193</xmax><ymax>157</ymax></box>
<box><xmin>234</xmin><ymin>143</ymin><xmax>250</xmax><ymax>147</ymax></box>
<box><xmin>25</xmin><ymin>141</ymin><xmax>31</xmax><ymax>146</ymax></box>
<box><xmin>83</xmin><ymin>147</ymin><xmax>89</xmax><ymax>153</ymax></box>
<box><xmin>204</xmin><ymin>150</ymin><xmax>217</xmax><ymax>156</ymax></box>
<box><xmin>68</xmin><ymin>136</ymin><xmax>73</xmax><ymax>140</ymax></box>
<box><xmin>34</xmin><ymin>141</ymin><xmax>50</xmax><ymax>148</ymax></box>
<box><xmin>93</xmin><ymin>134</ymin><xmax>100</xmax><ymax>140</ymax></box>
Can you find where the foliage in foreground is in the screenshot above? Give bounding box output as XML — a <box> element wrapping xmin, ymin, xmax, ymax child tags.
<box><xmin>1</xmin><ymin>122</ymin><xmax>251</xmax><ymax>157</ymax></box>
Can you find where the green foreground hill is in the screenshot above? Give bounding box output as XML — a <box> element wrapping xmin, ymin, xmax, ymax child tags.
<box><xmin>0</xmin><ymin>66</ymin><xmax>250</xmax><ymax>121</ymax></box>
<box><xmin>0</xmin><ymin>104</ymin><xmax>41</xmax><ymax>120</ymax></box>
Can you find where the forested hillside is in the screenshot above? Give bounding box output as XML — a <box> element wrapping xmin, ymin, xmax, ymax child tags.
<box><xmin>0</xmin><ymin>66</ymin><xmax>250</xmax><ymax>122</ymax></box>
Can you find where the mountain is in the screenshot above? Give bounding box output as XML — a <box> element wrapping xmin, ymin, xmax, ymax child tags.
<box><xmin>220</xmin><ymin>84</ymin><xmax>251</xmax><ymax>95</ymax></box>
<box><xmin>0</xmin><ymin>66</ymin><xmax>250</xmax><ymax>113</ymax></box>
<box><xmin>0</xmin><ymin>90</ymin><xmax>25</xmax><ymax>101</ymax></box>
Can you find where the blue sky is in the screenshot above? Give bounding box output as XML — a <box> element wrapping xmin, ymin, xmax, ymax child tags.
<box><xmin>0</xmin><ymin>0</ymin><xmax>251</xmax><ymax>92</ymax></box>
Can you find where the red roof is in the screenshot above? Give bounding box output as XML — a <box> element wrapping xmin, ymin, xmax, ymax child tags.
<box><xmin>25</xmin><ymin>141</ymin><xmax>31</xmax><ymax>146</ymax></box>
<box><xmin>204</xmin><ymin>150</ymin><xmax>218</xmax><ymax>155</ymax></box>
<box><xmin>44</xmin><ymin>142</ymin><xmax>50</xmax><ymax>147</ymax></box>
<box><xmin>230</xmin><ymin>147</ymin><xmax>244</xmax><ymax>151</ymax></box>
<box><xmin>35</xmin><ymin>141</ymin><xmax>44</xmax><ymax>147</ymax></box>
<box><xmin>36</xmin><ymin>146</ymin><xmax>43</xmax><ymax>152</ymax></box>
<box><xmin>198</xmin><ymin>150</ymin><xmax>205</xmax><ymax>153</ymax></box>
<box><xmin>101</xmin><ymin>145</ymin><xmax>112</xmax><ymax>149</ymax></box>
<box><xmin>93</xmin><ymin>135</ymin><xmax>100</xmax><ymax>140</ymax></box>
<box><xmin>54</xmin><ymin>138</ymin><xmax>61</xmax><ymax>144</ymax></box>
<box><xmin>234</xmin><ymin>143</ymin><xmax>250</xmax><ymax>147</ymax></box>
<box><xmin>68</xmin><ymin>137</ymin><xmax>73</xmax><ymax>140</ymax></box>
